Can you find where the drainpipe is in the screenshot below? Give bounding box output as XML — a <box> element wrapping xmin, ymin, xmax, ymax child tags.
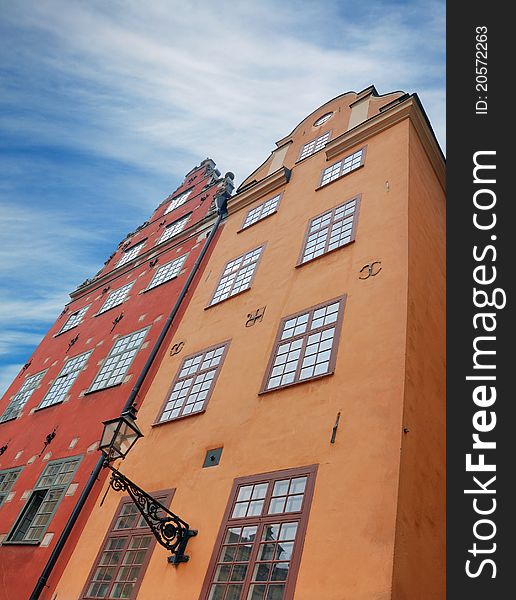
<box><xmin>30</xmin><ymin>177</ymin><xmax>234</xmax><ymax>600</ymax></box>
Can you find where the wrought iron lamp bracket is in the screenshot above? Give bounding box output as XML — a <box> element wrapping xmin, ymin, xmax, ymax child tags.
<box><xmin>104</xmin><ymin>462</ymin><xmax>197</xmax><ymax>565</ymax></box>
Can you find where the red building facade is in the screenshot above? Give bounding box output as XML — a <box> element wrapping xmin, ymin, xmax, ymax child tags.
<box><xmin>0</xmin><ymin>158</ymin><xmax>227</xmax><ymax>598</ymax></box>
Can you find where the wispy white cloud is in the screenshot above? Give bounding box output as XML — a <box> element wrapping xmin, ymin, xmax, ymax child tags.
<box><xmin>0</xmin><ymin>0</ymin><xmax>445</xmax><ymax>396</ymax></box>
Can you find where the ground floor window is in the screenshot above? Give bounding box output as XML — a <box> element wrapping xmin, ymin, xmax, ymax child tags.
<box><xmin>201</xmin><ymin>465</ymin><xmax>317</xmax><ymax>600</ymax></box>
<box><xmin>81</xmin><ymin>491</ymin><xmax>173</xmax><ymax>599</ymax></box>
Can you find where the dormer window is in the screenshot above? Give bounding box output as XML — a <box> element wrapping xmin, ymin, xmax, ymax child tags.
<box><xmin>299</xmin><ymin>132</ymin><xmax>331</xmax><ymax>161</ymax></box>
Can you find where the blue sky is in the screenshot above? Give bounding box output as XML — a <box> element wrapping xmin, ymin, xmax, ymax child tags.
<box><xmin>0</xmin><ymin>0</ymin><xmax>445</xmax><ymax>396</ymax></box>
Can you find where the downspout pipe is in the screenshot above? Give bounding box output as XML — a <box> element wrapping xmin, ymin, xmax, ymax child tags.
<box><xmin>30</xmin><ymin>182</ymin><xmax>232</xmax><ymax>600</ymax></box>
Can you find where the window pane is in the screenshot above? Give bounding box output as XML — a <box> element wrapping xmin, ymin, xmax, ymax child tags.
<box><xmin>90</xmin><ymin>329</ymin><xmax>148</xmax><ymax>392</ymax></box>
<box><xmin>0</xmin><ymin>371</ymin><xmax>46</xmax><ymax>422</ymax></box>
<box><xmin>264</xmin><ymin>299</ymin><xmax>344</xmax><ymax>391</ymax></box>
<box><xmin>210</xmin><ymin>247</ymin><xmax>263</xmax><ymax>306</ymax></box>
<box><xmin>98</xmin><ymin>283</ymin><xmax>134</xmax><ymax>314</ymax></box>
<box><xmin>147</xmin><ymin>254</ymin><xmax>188</xmax><ymax>290</ymax></box>
<box><xmin>301</xmin><ymin>198</ymin><xmax>359</xmax><ymax>264</ymax></box>
<box><xmin>116</xmin><ymin>242</ymin><xmax>144</xmax><ymax>268</ymax></box>
<box><xmin>59</xmin><ymin>305</ymin><xmax>89</xmax><ymax>333</ymax></box>
<box><xmin>320</xmin><ymin>149</ymin><xmax>363</xmax><ymax>187</ymax></box>
<box><xmin>165</xmin><ymin>189</ymin><xmax>192</xmax><ymax>214</ymax></box>
<box><xmin>158</xmin><ymin>214</ymin><xmax>190</xmax><ymax>244</ymax></box>
<box><xmin>299</xmin><ymin>132</ymin><xmax>330</xmax><ymax>160</ymax></box>
<box><xmin>82</xmin><ymin>500</ymin><xmax>160</xmax><ymax>599</ymax></box>
<box><xmin>206</xmin><ymin>471</ymin><xmax>312</xmax><ymax>600</ymax></box>
<box><xmin>39</xmin><ymin>353</ymin><xmax>91</xmax><ymax>408</ymax></box>
<box><xmin>159</xmin><ymin>343</ymin><xmax>228</xmax><ymax>422</ymax></box>
<box><xmin>242</xmin><ymin>195</ymin><xmax>280</xmax><ymax>229</ymax></box>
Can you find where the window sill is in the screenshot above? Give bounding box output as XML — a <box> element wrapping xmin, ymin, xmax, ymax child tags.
<box><xmin>34</xmin><ymin>401</ymin><xmax>64</xmax><ymax>413</ymax></box>
<box><xmin>141</xmin><ymin>275</ymin><xmax>179</xmax><ymax>294</ymax></box>
<box><xmin>0</xmin><ymin>415</ymin><xmax>18</xmax><ymax>425</ymax></box>
<box><xmin>204</xmin><ymin>287</ymin><xmax>251</xmax><ymax>310</ymax></box>
<box><xmin>294</xmin><ymin>239</ymin><xmax>355</xmax><ymax>268</ymax></box>
<box><xmin>83</xmin><ymin>382</ymin><xmax>123</xmax><ymax>396</ymax></box>
<box><xmin>315</xmin><ymin>164</ymin><xmax>364</xmax><ymax>191</ymax></box>
<box><xmin>53</xmin><ymin>325</ymin><xmax>81</xmax><ymax>338</ymax></box>
<box><xmin>94</xmin><ymin>304</ymin><xmax>126</xmax><ymax>317</ymax></box>
<box><xmin>152</xmin><ymin>408</ymin><xmax>207</xmax><ymax>428</ymax></box>
<box><xmin>237</xmin><ymin>211</ymin><xmax>278</xmax><ymax>233</ymax></box>
<box><xmin>1</xmin><ymin>539</ymin><xmax>40</xmax><ymax>546</ymax></box>
<box><xmin>258</xmin><ymin>370</ymin><xmax>334</xmax><ymax>396</ymax></box>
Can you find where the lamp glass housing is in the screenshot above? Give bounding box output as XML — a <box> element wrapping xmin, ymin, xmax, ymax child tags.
<box><xmin>99</xmin><ymin>412</ymin><xmax>143</xmax><ymax>462</ymax></box>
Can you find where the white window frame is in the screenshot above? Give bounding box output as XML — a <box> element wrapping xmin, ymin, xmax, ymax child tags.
<box><xmin>58</xmin><ymin>305</ymin><xmax>89</xmax><ymax>334</ymax></box>
<box><xmin>98</xmin><ymin>282</ymin><xmax>134</xmax><ymax>314</ymax></box>
<box><xmin>0</xmin><ymin>467</ymin><xmax>23</xmax><ymax>506</ymax></box>
<box><xmin>5</xmin><ymin>456</ymin><xmax>81</xmax><ymax>543</ymax></box>
<box><xmin>116</xmin><ymin>241</ymin><xmax>145</xmax><ymax>268</ymax></box>
<box><xmin>320</xmin><ymin>148</ymin><xmax>365</xmax><ymax>187</ymax></box>
<box><xmin>298</xmin><ymin>132</ymin><xmax>331</xmax><ymax>161</ymax></box>
<box><xmin>165</xmin><ymin>189</ymin><xmax>193</xmax><ymax>214</ymax></box>
<box><xmin>38</xmin><ymin>352</ymin><xmax>92</xmax><ymax>409</ymax></box>
<box><xmin>241</xmin><ymin>195</ymin><xmax>281</xmax><ymax>230</ymax></box>
<box><xmin>146</xmin><ymin>254</ymin><xmax>188</xmax><ymax>291</ymax></box>
<box><xmin>0</xmin><ymin>371</ymin><xmax>46</xmax><ymax>422</ymax></box>
<box><xmin>88</xmin><ymin>328</ymin><xmax>149</xmax><ymax>393</ymax></box>
<box><xmin>158</xmin><ymin>214</ymin><xmax>191</xmax><ymax>245</ymax></box>
<box><xmin>209</xmin><ymin>246</ymin><xmax>264</xmax><ymax>306</ymax></box>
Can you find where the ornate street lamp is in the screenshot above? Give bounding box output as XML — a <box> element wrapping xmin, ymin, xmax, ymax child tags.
<box><xmin>99</xmin><ymin>406</ymin><xmax>197</xmax><ymax>564</ymax></box>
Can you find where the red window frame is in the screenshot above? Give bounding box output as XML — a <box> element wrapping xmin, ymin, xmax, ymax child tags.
<box><xmin>199</xmin><ymin>465</ymin><xmax>317</xmax><ymax>600</ymax></box>
<box><xmin>296</xmin><ymin>195</ymin><xmax>361</xmax><ymax>266</ymax></box>
<box><xmin>81</xmin><ymin>490</ymin><xmax>173</xmax><ymax>599</ymax></box>
<box><xmin>259</xmin><ymin>296</ymin><xmax>347</xmax><ymax>394</ymax></box>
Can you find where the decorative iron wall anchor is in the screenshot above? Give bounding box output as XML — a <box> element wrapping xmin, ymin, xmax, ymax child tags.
<box><xmin>149</xmin><ymin>258</ymin><xmax>159</xmax><ymax>268</ymax></box>
<box><xmin>19</xmin><ymin>360</ymin><xmax>32</xmax><ymax>377</ymax></box>
<box><xmin>102</xmin><ymin>286</ymin><xmax>111</xmax><ymax>295</ymax></box>
<box><xmin>105</xmin><ymin>464</ymin><xmax>197</xmax><ymax>565</ymax></box>
<box><xmin>246</xmin><ymin>307</ymin><xmax>266</xmax><ymax>327</ymax></box>
<box><xmin>39</xmin><ymin>429</ymin><xmax>56</xmax><ymax>456</ymax></box>
<box><xmin>0</xmin><ymin>443</ymin><xmax>8</xmax><ymax>456</ymax></box>
<box><xmin>170</xmin><ymin>342</ymin><xmax>185</xmax><ymax>356</ymax></box>
<box><xmin>66</xmin><ymin>335</ymin><xmax>79</xmax><ymax>353</ymax></box>
<box><xmin>330</xmin><ymin>412</ymin><xmax>341</xmax><ymax>444</ymax></box>
<box><xmin>111</xmin><ymin>313</ymin><xmax>124</xmax><ymax>332</ymax></box>
<box><xmin>359</xmin><ymin>261</ymin><xmax>382</xmax><ymax>280</ymax></box>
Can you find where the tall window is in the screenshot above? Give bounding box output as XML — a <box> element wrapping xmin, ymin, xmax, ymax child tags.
<box><xmin>38</xmin><ymin>352</ymin><xmax>91</xmax><ymax>409</ymax></box>
<box><xmin>146</xmin><ymin>254</ymin><xmax>188</xmax><ymax>291</ymax></box>
<box><xmin>298</xmin><ymin>132</ymin><xmax>331</xmax><ymax>161</ymax></box>
<box><xmin>81</xmin><ymin>492</ymin><xmax>172</xmax><ymax>599</ymax></box>
<box><xmin>165</xmin><ymin>189</ymin><xmax>192</xmax><ymax>214</ymax></box>
<box><xmin>242</xmin><ymin>196</ymin><xmax>280</xmax><ymax>230</ymax></box>
<box><xmin>157</xmin><ymin>342</ymin><xmax>229</xmax><ymax>423</ymax></box>
<box><xmin>201</xmin><ymin>466</ymin><xmax>317</xmax><ymax>600</ymax></box>
<box><xmin>6</xmin><ymin>456</ymin><xmax>80</xmax><ymax>543</ymax></box>
<box><xmin>0</xmin><ymin>371</ymin><xmax>46</xmax><ymax>422</ymax></box>
<box><xmin>98</xmin><ymin>283</ymin><xmax>134</xmax><ymax>314</ymax></box>
<box><xmin>261</xmin><ymin>297</ymin><xmax>346</xmax><ymax>392</ymax></box>
<box><xmin>320</xmin><ymin>147</ymin><xmax>365</xmax><ymax>187</ymax></box>
<box><xmin>209</xmin><ymin>247</ymin><xmax>263</xmax><ymax>306</ymax></box>
<box><xmin>89</xmin><ymin>329</ymin><xmax>149</xmax><ymax>392</ymax></box>
<box><xmin>298</xmin><ymin>197</ymin><xmax>360</xmax><ymax>265</ymax></box>
<box><xmin>0</xmin><ymin>467</ymin><xmax>22</xmax><ymax>506</ymax></box>
<box><xmin>158</xmin><ymin>214</ymin><xmax>190</xmax><ymax>244</ymax></box>
<box><xmin>59</xmin><ymin>305</ymin><xmax>89</xmax><ymax>334</ymax></box>
<box><xmin>116</xmin><ymin>241</ymin><xmax>145</xmax><ymax>268</ymax></box>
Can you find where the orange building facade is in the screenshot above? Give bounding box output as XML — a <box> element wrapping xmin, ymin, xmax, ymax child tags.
<box><xmin>52</xmin><ymin>86</ymin><xmax>446</xmax><ymax>600</ymax></box>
